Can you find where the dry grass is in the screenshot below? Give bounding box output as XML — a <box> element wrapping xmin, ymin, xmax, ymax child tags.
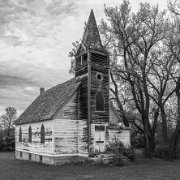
<box><xmin>0</xmin><ymin>152</ymin><xmax>180</xmax><ymax>180</ymax></box>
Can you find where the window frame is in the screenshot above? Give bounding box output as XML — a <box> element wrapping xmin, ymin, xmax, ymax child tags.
<box><xmin>28</xmin><ymin>126</ymin><xmax>32</xmax><ymax>143</ymax></box>
<box><xmin>19</xmin><ymin>127</ymin><xmax>22</xmax><ymax>142</ymax></box>
<box><xmin>95</xmin><ymin>91</ymin><xmax>105</xmax><ymax>112</ymax></box>
<box><xmin>40</xmin><ymin>124</ymin><xmax>45</xmax><ymax>144</ymax></box>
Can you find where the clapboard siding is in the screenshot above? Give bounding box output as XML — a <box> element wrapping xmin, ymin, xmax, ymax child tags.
<box><xmin>91</xmin><ymin>53</ymin><xmax>109</xmax><ymax>73</ymax></box>
<box><xmin>90</xmin><ymin>52</ymin><xmax>109</xmax><ymax>123</ymax></box>
<box><xmin>15</xmin><ymin>120</ymin><xmax>53</xmax><ymax>154</ymax></box>
<box><xmin>78</xmin><ymin>77</ymin><xmax>88</xmax><ymax>119</ymax></box>
<box><xmin>53</xmin><ymin>119</ymin><xmax>88</xmax><ymax>154</ymax></box>
<box><xmin>54</xmin><ymin>92</ymin><xmax>78</xmax><ymax>119</ymax></box>
<box><xmin>75</xmin><ymin>54</ymin><xmax>88</xmax><ymax>77</ymax></box>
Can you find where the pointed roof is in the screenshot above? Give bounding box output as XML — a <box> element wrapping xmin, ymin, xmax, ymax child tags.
<box><xmin>76</xmin><ymin>9</ymin><xmax>106</xmax><ymax>55</ymax></box>
<box><xmin>15</xmin><ymin>78</ymin><xmax>80</xmax><ymax>125</ymax></box>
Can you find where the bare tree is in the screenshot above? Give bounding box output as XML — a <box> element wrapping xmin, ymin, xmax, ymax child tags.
<box><xmin>100</xmin><ymin>1</ymin><xmax>167</xmax><ymax>158</ymax></box>
<box><xmin>147</xmin><ymin>46</ymin><xmax>177</xmax><ymax>145</ymax></box>
<box><xmin>168</xmin><ymin>0</ymin><xmax>180</xmax><ymax>15</ymax></box>
<box><xmin>164</xmin><ymin>1</ymin><xmax>180</xmax><ymax>160</ymax></box>
<box><xmin>1</xmin><ymin>107</ymin><xmax>17</xmax><ymax>137</ymax></box>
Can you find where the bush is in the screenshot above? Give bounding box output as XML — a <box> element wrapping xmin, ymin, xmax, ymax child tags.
<box><xmin>106</xmin><ymin>138</ymin><xmax>135</xmax><ymax>165</ymax></box>
<box><xmin>153</xmin><ymin>145</ymin><xmax>169</xmax><ymax>160</ymax></box>
<box><xmin>131</xmin><ymin>134</ymin><xmax>144</xmax><ymax>148</ymax></box>
<box><xmin>0</xmin><ymin>128</ymin><xmax>15</xmax><ymax>152</ymax></box>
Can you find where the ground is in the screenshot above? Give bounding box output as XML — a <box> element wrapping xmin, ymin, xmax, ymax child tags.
<box><xmin>1</xmin><ymin>152</ymin><xmax>180</xmax><ymax>180</ymax></box>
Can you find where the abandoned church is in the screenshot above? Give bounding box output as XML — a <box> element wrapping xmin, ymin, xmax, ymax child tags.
<box><xmin>14</xmin><ymin>10</ymin><xmax>131</xmax><ymax>165</ymax></box>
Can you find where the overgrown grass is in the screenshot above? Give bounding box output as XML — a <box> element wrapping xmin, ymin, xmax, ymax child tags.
<box><xmin>0</xmin><ymin>152</ymin><xmax>180</xmax><ymax>180</ymax></box>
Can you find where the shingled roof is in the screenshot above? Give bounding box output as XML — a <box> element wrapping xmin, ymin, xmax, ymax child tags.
<box><xmin>76</xmin><ymin>9</ymin><xmax>107</xmax><ymax>56</ymax></box>
<box><xmin>15</xmin><ymin>78</ymin><xmax>80</xmax><ymax>125</ymax></box>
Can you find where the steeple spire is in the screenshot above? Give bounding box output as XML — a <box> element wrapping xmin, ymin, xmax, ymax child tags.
<box><xmin>76</xmin><ymin>9</ymin><xmax>106</xmax><ymax>56</ymax></box>
<box><xmin>82</xmin><ymin>9</ymin><xmax>102</xmax><ymax>48</ymax></box>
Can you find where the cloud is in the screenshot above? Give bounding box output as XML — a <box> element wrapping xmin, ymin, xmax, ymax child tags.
<box><xmin>0</xmin><ymin>74</ymin><xmax>37</xmax><ymax>88</ymax></box>
<box><xmin>0</xmin><ymin>0</ymin><xmax>167</xmax><ymax>116</ymax></box>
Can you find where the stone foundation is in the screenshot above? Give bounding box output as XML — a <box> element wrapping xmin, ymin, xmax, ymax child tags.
<box><xmin>15</xmin><ymin>151</ymin><xmax>87</xmax><ymax>165</ymax></box>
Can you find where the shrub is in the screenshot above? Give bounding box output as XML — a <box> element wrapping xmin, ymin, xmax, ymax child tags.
<box><xmin>106</xmin><ymin>138</ymin><xmax>135</xmax><ymax>164</ymax></box>
<box><xmin>131</xmin><ymin>134</ymin><xmax>144</xmax><ymax>148</ymax></box>
<box><xmin>153</xmin><ymin>145</ymin><xmax>169</xmax><ymax>160</ymax></box>
<box><xmin>0</xmin><ymin>128</ymin><xmax>15</xmax><ymax>152</ymax></box>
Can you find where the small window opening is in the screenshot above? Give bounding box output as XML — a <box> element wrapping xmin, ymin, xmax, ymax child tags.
<box><xmin>96</xmin><ymin>73</ymin><xmax>103</xmax><ymax>81</ymax></box>
<box><xmin>40</xmin><ymin>124</ymin><xmax>45</xmax><ymax>144</ymax></box>
<box><xmin>20</xmin><ymin>151</ymin><xmax>22</xmax><ymax>158</ymax></box>
<box><xmin>95</xmin><ymin>125</ymin><xmax>105</xmax><ymax>131</ymax></box>
<box><xmin>29</xmin><ymin>153</ymin><xmax>31</xmax><ymax>160</ymax></box>
<box><xmin>19</xmin><ymin>127</ymin><xmax>22</xmax><ymax>142</ymax></box>
<box><xmin>28</xmin><ymin>126</ymin><xmax>32</xmax><ymax>143</ymax></box>
<box><xmin>40</xmin><ymin>155</ymin><xmax>43</xmax><ymax>163</ymax></box>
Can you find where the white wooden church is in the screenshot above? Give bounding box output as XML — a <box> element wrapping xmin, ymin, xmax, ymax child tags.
<box><xmin>15</xmin><ymin>10</ymin><xmax>131</xmax><ymax>165</ymax></box>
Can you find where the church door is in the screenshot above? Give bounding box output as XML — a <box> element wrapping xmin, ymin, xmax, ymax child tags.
<box><xmin>94</xmin><ymin>125</ymin><xmax>106</xmax><ymax>152</ymax></box>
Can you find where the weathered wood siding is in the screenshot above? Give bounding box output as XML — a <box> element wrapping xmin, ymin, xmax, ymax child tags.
<box><xmin>53</xmin><ymin>119</ymin><xmax>88</xmax><ymax>154</ymax></box>
<box><xmin>75</xmin><ymin>54</ymin><xmax>88</xmax><ymax>77</ymax></box>
<box><xmin>15</xmin><ymin>120</ymin><xmax>53</xmax><ymax>154</ymax></box>
<box><xmin>90</xmin><ymin>52</ymin><xmax>109</xmax><ymax>123</ymax></box>
<box><xmin>78</xmin><ymin>77</ymin><xmax>88</xmax><ymax>120</ymax></box>
<box><xmin>54</xmin><ymin>92</ymin><xmax>78</xmax><ymax>119</ymax></box>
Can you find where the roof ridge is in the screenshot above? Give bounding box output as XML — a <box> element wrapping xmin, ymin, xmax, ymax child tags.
<box><xmin>15</xmin><ymin>78</ymin><xmax>80</xmax><ymax>125</ymax></box>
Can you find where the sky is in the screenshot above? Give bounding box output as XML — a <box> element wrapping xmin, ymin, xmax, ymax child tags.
<box><xmin>0</xmin><ymin>0</ymin><xmax>168</xmax><ymax>116</ymax></box>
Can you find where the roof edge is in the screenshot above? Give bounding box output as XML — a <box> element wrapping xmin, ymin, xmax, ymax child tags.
<box><xmin>52</xmin><ymin>82</ymin><xmax>80</xmax><ymax>119</ymax></box>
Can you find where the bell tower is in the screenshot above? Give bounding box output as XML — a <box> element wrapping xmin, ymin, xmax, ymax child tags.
<box><xmin>75</xmin><ymin>10</ymin><xmax>109</xmax><ymax>152</ymax></box>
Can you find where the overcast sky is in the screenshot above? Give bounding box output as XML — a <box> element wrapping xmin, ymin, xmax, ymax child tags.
<box><xmin>0</xmin><ymin>0</ymin><xmax>167</xmax><ymax>116</ymax></box>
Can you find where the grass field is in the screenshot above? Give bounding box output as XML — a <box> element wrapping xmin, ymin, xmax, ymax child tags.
<box><xmin>0</xmin><ymin>152</ymin><xmax>180</xmax><ymax>180</ymax></box>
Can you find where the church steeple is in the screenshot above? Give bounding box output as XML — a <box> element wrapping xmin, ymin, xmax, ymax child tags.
<box><xmin>76</xmin><ymin>9</ymin><xmax>106</xmax><ymax>56</ymax></box>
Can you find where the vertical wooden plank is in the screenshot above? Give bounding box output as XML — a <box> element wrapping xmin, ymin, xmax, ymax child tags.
<box><xmin>52</xmin><ymin>122</ymin><xmax>55</xmax><ymax>154</ymax></box>
<box><xmin>87</xmin><ymin>51</ymin><xmax>91</xmax><ymax>153</ymax></box>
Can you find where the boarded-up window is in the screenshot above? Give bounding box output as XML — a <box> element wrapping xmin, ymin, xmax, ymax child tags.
<box><xmin>95</xmin><ymin>125</ymin><xmax>105</xmax><ymax>131</ymax></box>
<box><xmin>40</xmin><ymin>124</ymin><xmax>45</xmax><ymax>143</ymax></box>
<box><xmin>19</xmin><ymin>127</ymin><xmax>22</xmax><ymax>142</ymax></box>
<box><xmin>96</xmin><ymin>91</ymin><xmax>105</xmax><ymax>111</ymax></box>
<box><xmin>28</xmin><ymin>126</ymin><xmax>32</xmax><ymax>143</ymax></box>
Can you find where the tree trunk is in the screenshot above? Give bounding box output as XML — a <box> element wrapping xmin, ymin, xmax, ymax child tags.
<box><xmin>168</xmin><ymin>76</ymin><xmax>180</xmax><ymax>160</ymax></box>
<box><xmin>143</xmin><ymin>133</ymin><xmax>152</xmax><ymax>158</ymax></box>
<box><xmin>169</xmin><ymin>127</ymin><xmax>180</xmax><ymax>160</ymax></box>
<box><xmin>151</xmin><ymin>108</ymin><xmax>159</xmax><ymax>152</ymax></box>
<box><xmin>161</xmin><ymin>108</ymin><xmax>169</xmax><ymax>145</ymax></box>
<box><xmin>143</xmin><ymin>114</ymin><xmax>152</xmax><ymax>158</ymax></box>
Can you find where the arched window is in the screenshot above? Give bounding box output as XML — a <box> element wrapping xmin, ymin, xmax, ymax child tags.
<box><xmin>28</xmin><ymin>126</ymin><xmax>32</xmax><ymax>143</ymax></box>
<box><xmin>40</xmin><ymin>124</ymin><xmax>45</xmax><ymax>143</ymax></box>
<box><xmin>96</xmin><ymin>91</ymin><xmax>105</xmax><ymax>111</ymax></box>
<box><xmin>19</xmin><ymin>127</ymin><xmax>22</xmax><ymax>142</ymax></box>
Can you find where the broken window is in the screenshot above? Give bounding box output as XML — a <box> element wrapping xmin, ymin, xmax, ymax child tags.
<box><xmin>28</xmin><ymin>126</ymin><xmax>32</xmax><ymax>143</ymax></box>
<box><xmin>40</xmin><ymin>124</ymin><xmax>45</xmax><ymax>143</ymax></box>
<box><xmin>19</xmin><ymin>127</ymin><xmax>22</xmax><ymax>142</ymax></box>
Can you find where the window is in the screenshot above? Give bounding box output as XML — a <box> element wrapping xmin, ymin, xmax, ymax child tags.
<box><xmin>40</xmin><ymin>155</ymin><xmax>43</xmax><ymax>163</ymax></box>
<box><xmin>29</xmin><ymin>153</ymin><xmax>31</xmax><ymax>160</ymax></box>
<box><xmin>95</xmin><ymin>125</ymin><xmax>105</xmax><ymax>131</ymax></box>
<box><xmin>19</xmin><ymin>127</ymin><xmax>22</xmax><ymax>142</ymax></box>
<box><xmin>20</xmin><ymin>151</ymin><xmax>22</xmax><ymax>158</ymax></box>
<box><xmin>96</xmin><ymin>73</ymin><xmax>103</xmax><ymax>81</ymax></box>
<box><xmin>40</xmin><ymin>124</ymin><xmax>45</xmax><ymax>143</ymax></box>
<box><xmin>96</xmin><ymin>91</ymin><xmax>105</xmax><ymax>111</ymax></box>
<box><xmin>28</xmin><ymin>126</ymin><xmax>32</xmax><ymax>143</ymax></box>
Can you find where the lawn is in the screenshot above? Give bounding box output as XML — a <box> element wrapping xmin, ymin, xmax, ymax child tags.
<box><xmin>0</xmin><ymin>152</ymin><xmax>180</xmax><ymax>180</ymax></box>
